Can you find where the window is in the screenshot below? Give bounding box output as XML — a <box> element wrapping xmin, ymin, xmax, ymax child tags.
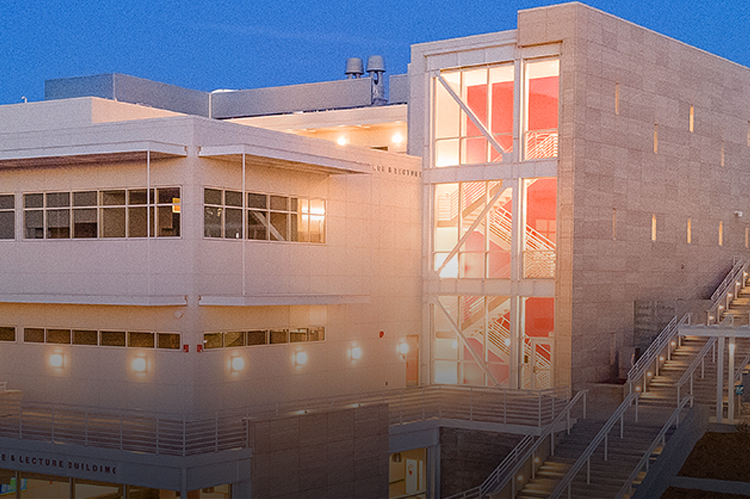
<box><xmin>0</xmin><ymin>194</ymin><xmax>14</xmax><ymax>239</ymax></box>
<box><xmin>523</xmin><ymin>178</ymin><xmax>557</xmax><ymax>279</ymax></box>
<box><xmin>204</xmin><ymin>188</ymin><xmax>325</xmax><ymax>243</ymax></box>
<box><xmin>203</xmin><ymin>327</ymin><xmax>325</xmax><ymax>350</ymax></box>
<box><xmin>433</xmin><ymin>181</ymin><xmax>513</xmax><ymax>279</ymax></box>
<box><xmin>20</xmin><ymin>327</ymin><xmax>180</xmax><ymax>349</ymax></box>
<box><xmin>651</xmin><ymin>215</ymin><xmax>657</xmax><ymax>241</ymax></box>
<box><xmin>0</xmin><ymin>327</ymin><xmax>15</xmax><ymax>342</ymax></box>
<box><xmin>433</xmin><ymin>64</ymin><xmax>515</xmax><ymax>167</ymax></box>
<box><xmin>23</xmin><ymin>188</ymin><xmax>180</xmax><ymax>239</ymax></box>
<box><xmin>687</xmin><ymin>218</ymin><xmax>692</xmax><ymax>244</ymax></box>
<box><xmin>204</xmin><ymin>189</ymin><xmax>242</xmax><ymax>239</ymax></box>
<box><xmin>524</xmin><ymin>59</ymin><xmax>559</xmax><ymax>160</ymax></box>
<box><xmin>689</xmin><ymin>105</ymin><xmax>694</xmax><ymax>132</ymax></box>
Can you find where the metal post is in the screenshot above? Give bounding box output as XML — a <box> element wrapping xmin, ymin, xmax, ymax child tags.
<box><xmin>604</xmin><ymin>434</ymin><xmax>608</xmax><ymax>461</ymax></box>
<box><xmin>717</xmin><ymin>336</ymin><xmax>725</xmax><ymax>422</ymax></box>
<box><xmin>728</xmin><ymin>337</ymin><xmax>736</xmax><ymax>421</ymax></box>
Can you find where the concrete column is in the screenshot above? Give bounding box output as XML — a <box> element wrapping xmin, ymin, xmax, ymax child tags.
<box><xmin>728</xmin><ymin>337</ymin><xmax>735</xmax><ymax>421</ymax></box>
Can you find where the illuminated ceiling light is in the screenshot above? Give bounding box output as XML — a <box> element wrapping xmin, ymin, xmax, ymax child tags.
<box><xmin>647</xmin><ymin>371</ymin><xmax>652</xmax><ymax>377</ymax></box>
<box><xmin>517</xmin><ymin>475</ymin><xmax>524</xmax><ymax>481</ymax></box>
<box><xmin>231</xmin><ymin>357</ymin><xmax>245</xmax><ymax>372</ymax></box>
<box><xmin>350</xmin><ymin>346</ymin><xmax>363</xmax><ymax>361</ymax></box>
<box><xmin>132</xmin><ymin>357</ymin><xmax>147</xmax><ymax>373</ymax></box>
<box><xmin>504</xmin><ymin>338</ymin><xmax>511</xmax><ymax>347</ymax></box>
<box><xmin>659</xmin><ymin>356</ymin><xmax>665</xmax><ymax>362</ymax></box>
<box><xmin>336</xmin><ymin>136</ymin><xmax>347</xmax><ymax>146</ymax></box>
<box><xmin>49</xmin><ymin>353</ymin><xmax>63</xmax><ymax>368</ymax></box>
<box><xmin>295</xmin><ymin>351</ymin><xmax>308</xmax><ymax>366</ymax></box>
<box><xmin>391</xmin><ymin>132</ymin><xmax>404</xmax><ymax>145</ymax></box>
<box><xmin>635</xmin><ymin>385</ymin><xmax>642</xmax><ymax>392</ymax></box>
<box><xmin>670</xmin><ymin>341</ymin><xmax>677</xmax><ymax>347</ymax></box>
<box><xmin>533</xmin><ymin>457</ymin><xmax>540</xmax><ymax>464</ymax></box>
<box><xmin>451</xmin><ymin>339</ymin><xmax>458</xmax><ymax>349</ymax></box>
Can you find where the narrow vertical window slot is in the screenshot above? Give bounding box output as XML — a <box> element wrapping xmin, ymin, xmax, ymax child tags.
<box><xmin>687</xmin><ymin>218</ymin><xmax>692</xmax><ymax>244</ymax></box>
<box><xmin>612</xmin><ymin>208</ymin><xmax>617</xmax><ymax>240</ymax></box>
<box><xmin>721</xmin><ymin>141</ymin><xmax>725</xmax><ymax>167</ymax></box>
<box><xmin>747</xmin><ymin>122</ymin><xmax>750</xmax><ymax>147</ymax></box>
<box><xmin>651</xmin><ymin>215</ymin><xmax>657</xmax><ymax>241</ymax></box>
<box><xmin>615</xmin><ymin>82</ymin><xmax>620</xmax><ymax>115</ymax></box>
<box><xmin>719</xmin><ymin>221</ymin><xmax>723</xmax><ymax>246</ymax></box>
<box><xmin>689</xmin><ymin>106</ymin><xmax>694</xmax><ymax>132</ymax></box>
<box><xmin>653</xmin><ymin>124</ymin><xmax>658</xmax><ymax>153</ymax></box>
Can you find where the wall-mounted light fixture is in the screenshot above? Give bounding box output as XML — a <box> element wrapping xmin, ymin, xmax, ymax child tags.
<box><xmin>48</xmin><ymin>353</ymin><xmax>64</xmax><ymax>369</ymax></box>
<box><xmin>230</xmin><ymin>356</ymin><xmax>245</xmax><ymax>372</ymax></box>
<box><xmin>295</xmin><ymin>351</ymin><xmax>308</xmax><ymax>367</ymax></box>
<box><xmin>350</xmin><ymin>345</ymin><xmax>363</xmax><ymax>362</ymax></box>
<box><xmin>132</xmin><ymin>357</ymin><xmax>147</xmax><ymax>373</ymax></box>
<box><xmin>398</xmin><ymin>342</ymin><xmax>409</xmax><ymax>359</ymax></box>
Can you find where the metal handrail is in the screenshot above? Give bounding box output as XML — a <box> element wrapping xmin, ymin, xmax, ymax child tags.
<box><xmin>708</xmin><ymin>258</ymin><xmax>749</xmax><ymax>324</ymax></box>
<box><xmin>734</xmin><ymin>345</ymin><xmax>750</xmax><ymax>384</ymax></box>
<box><xmin>676</xmin><ymin>337</ymin><xmax>717</xmax><ymax>406</ymax></box>
<box><xmin>710</xmin><ymin>258</ymin><xmax>748</xmax><ymax>302</ymax></box>
<box><xmin>615</xmin><ymin>395</ymin><xmax>692</xmax><ymax>499</ymax></box>
<box><xmin>443</xmin><ymin>435</ymin><xmax>534</xmax><ymax>499</ymax></box>
<box><xmin>627</xmin><ymin>314</ymin><xmax>691</xmax><ymax>394</ymax></box>
<box><xmin>481</xmin><ymin>389</ymin><xmax>588</xmax><ymax>498</ymax></box>
<box><xmin>0</xmin><ymin>384</ymin><xmax>571</xmax><ymax>457</ymax></box>
<box><xmin>549</xmin><ymin>392</ymin><xmax>640</xmax><ymax>499</ymax></box>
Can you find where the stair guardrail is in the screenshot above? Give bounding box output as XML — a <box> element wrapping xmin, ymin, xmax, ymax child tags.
<box><xmin>708</xmin><ymin>258</ymin><xmax>750</xmax><ymax>324</ymax></box>
<box><xmin>483</xmin><ymin>389</ymin><xmax>588</xmax><ymax>499</ymax></box>
<box><xmin>627</xmin><ymin>313</ymin><xmax>691</xmax><ymax>395</ymax></box>
<box><xmin>676</xmin><ymin>337</ymin><xmax>717</xmax><ymax>407</ymax></box>
<box><xmin>549</xmin><ymin>392</ymin><xmax>640</xmax><ymax>499</ymax></box>
<box><xmin>615</xmin><ymin>395</ymin><xmax>693</xmax><ymax>499</ymax></box>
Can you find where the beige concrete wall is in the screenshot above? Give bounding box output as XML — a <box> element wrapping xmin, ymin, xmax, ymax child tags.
<box><xmin>0</xmin><ymin>110</ymin><xmax>423</xmax><ymax>415</ymax></box>
<box><xmin>520</xmin><ymin>3</ymin><xmax>750</xmax><ymax>386</ymax></box>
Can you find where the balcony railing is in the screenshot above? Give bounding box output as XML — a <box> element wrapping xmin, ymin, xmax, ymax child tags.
<box><xmin>0</xmin><ymin>385</ymin><xmax>569</xmax><ymax>457</ymax></box>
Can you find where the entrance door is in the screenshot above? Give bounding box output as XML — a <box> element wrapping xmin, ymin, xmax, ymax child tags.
<box><xmin>406</xmin><ymin>334</ymin><xmax>419</xmax><ymax>387</ymax></box>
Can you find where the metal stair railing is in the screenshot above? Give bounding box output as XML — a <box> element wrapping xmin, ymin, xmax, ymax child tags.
<box><xmin>676</xmin><ymin>337</ymin><xmax>718</xmax><ymax>408</ymax></box>
<box><xmin>627</xmin><ymin>313</ymin><xmax>691</xmax><ymax>395</ymax></box>
<box><xmin>444</xmin><ymin>389</ymin><xmax>588</xmax><ymax>499</ymax></box>
<box><xmin>708</xmin><ymin>258</ymin><xmax>750</xmax><ymax>324</ymax></box>
<box><xmin>482</xmin><ymin>389</ymin><xmax>587</xmax><ymax>499</ymax></box>
<box><xmin>549</xmin><ymin>392</ymin><xmax>640</xmax><ymax>499</ymax></box>
<box><xmin>615</xmin><ymin>395</ymin><xmax>693</xmax><ymax>499</ymax></box>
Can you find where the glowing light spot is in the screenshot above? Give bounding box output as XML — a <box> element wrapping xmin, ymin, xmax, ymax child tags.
<box><xmin>132</xmin><ymin>358</ymin><xmax>147</xmax><ymax>373</ymax></box>
<box><xmin>231</xmin><ymin>357</ymin><xmax>245</xmax><ymax>371</ymax></box>
<box><xmin>49</xmin><ymin>353</ymin><xmax>63</xmax><ymax>368</ymax></box>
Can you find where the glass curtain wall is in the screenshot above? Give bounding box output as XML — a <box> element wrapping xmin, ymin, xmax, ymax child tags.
<box><xmin>429</xmin><ymin>57</ymin><xmax>559</xmax><ymax>390</ymax></box>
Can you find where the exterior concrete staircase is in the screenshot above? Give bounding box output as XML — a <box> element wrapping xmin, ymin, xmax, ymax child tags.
<box><xmin>516</xmin><ymin>414</ymin><xmax>670</xmax><ymax>499</ymax></box>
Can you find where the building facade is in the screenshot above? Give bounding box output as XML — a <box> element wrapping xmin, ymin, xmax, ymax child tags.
<box><xmin>1</xmin><ymin>2</ymin><xmax>750</xmax><ymax>497</ymax></box>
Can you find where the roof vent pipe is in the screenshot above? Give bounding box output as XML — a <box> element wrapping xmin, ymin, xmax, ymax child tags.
<box><xmin>366</xmin><ymin>55</ymin><xmax>386</xmax><ymax>106</ymax></box>
<box><xmin>345</xmin><ymin>58</ymin><xmax>365</xmax><ymax>79</ymax></box>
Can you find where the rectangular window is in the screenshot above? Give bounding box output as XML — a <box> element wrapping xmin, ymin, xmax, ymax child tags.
<box><xmin>0</xmin><ymin>194</ymin><xmax>14</xmax><ymax>239</ymax></box>
<box><xmin>224</xmin><ymin>331</ymin><xmax>245</xmax><ymax>348</ymax></box>
<box><xmin>247</xmin><ymin>330</ymin><xmax>267</xmax><ymax>346</ymax></box>
<box><xmin>524</xmin><ymin>59</ymin><xmax>559</xmax><ymax>160</ymax></box>
<box><xmin>433</xmin><ymin>65</ymin><xmax>514</xmax><ymax>167</ymax></box>
<box><xmin>73</xmin><ymin>329</ymin><xmax>98</xmax><ymax>345</ymax></box>
<box><xmin>523</xmin><ymin>178</ymin><xmax>556</xmax><ymax>279</ymax></box>
<box><xmin>654</xmin><ymin>124</ymin><xmax>658</xmax><ymax>153</ymax></box>
<box><xmin>157</xmin><ymin>332</ymin><xmax>181</xmax><ymax>350</ymax></box>
<box><xmin>203</xmin><ymin>333</ymin><xmax>223</xmax><ymax>349</ymax></box>
<box><xmin>128</xmin><ymin>332</ymin><xmax>155</xmax><ymax>348</ymax></box>
<box><xmin>651</xmin><ymin>215</ymin><xmax>657</xmax><ymax>241</ymax></box>
<box><xmin>719</xmin><ymin>221</ymin><xmax>724</xmax><ymax>246</ymax></box>
<box><xmin>23</xmin><ymin>188</ymin><xmax>180</xmax><ymax>240</ymax></box>
<box><xmin>100</xmin><ymin>331</ymin><xmax>126</xmax><ymax>347</ymax></box>
<box><xmin>433</xmin><ymin>181</ymin><xmax>513</xmax><ymax>279</ymax></box>
<box><xmin>0</xmin><ymin>326</ymin><xmax>15</xmax><ymax>341</ymax></box>
<box><xmin>687</xmin><ymin>218</ymin><xmax>692</xmax><ymax>244</ymax></box>
<box><xmin>24</xmin><ymin>328</ymin><xmax>45</xmax><ymax>343</ymax></box>
<box><xmin>46</xmin><ymin>329</ymin><xmax>71</xmax><ymax>344</ymax></box>
<box><xmin>689</xmin><ymin>105</ymin><xmax>694</xmax><ymax>132</ymax></box>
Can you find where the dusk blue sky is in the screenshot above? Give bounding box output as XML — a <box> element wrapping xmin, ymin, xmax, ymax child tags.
<box><xmin>0</xmin><ymin>0</ymin><xmax>748</xmax><ymax>105</ymax></box>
